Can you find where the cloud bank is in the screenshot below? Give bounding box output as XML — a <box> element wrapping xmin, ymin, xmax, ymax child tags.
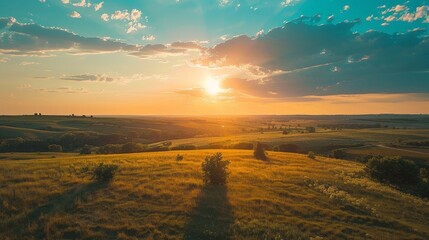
<box><xmin>197</xmin><ymin>20</ymin><xmax>429</xmax><ymax>97</ymax></box>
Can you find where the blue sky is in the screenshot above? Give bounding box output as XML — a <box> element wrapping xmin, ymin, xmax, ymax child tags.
<box><xmin>0</xmin><ymin>0</ymin><xmax>428</xmax><ymax>114</ymax></box>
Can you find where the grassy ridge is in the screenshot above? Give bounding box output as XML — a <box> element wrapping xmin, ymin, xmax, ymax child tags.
<box><xmin>1</xmin><ymin>150</ymin><xmax>428</xmax><ymax>239</ymax></box>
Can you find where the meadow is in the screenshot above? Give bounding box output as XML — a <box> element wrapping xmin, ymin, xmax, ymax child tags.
<box><xmin>1</xmin><ymin>150</ymin><xmax>429</xmax><ymax>240</ymax></box>
<box><xmin>1</xmin><ymin>115</ymin><xmax>429</xmax><ymax>239</ymax></box>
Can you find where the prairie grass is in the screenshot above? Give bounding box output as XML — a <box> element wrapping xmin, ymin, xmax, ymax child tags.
<box><xmin>0</xmin><ymin>150</ymin><xmax>428</xmax><ymax>239</ymax></box>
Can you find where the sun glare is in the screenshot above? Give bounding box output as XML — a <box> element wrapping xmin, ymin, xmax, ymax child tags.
<box><xmin>204</xmin><ymin>77</ymin><xmax>222</xmax><ymax>96</ymax></box>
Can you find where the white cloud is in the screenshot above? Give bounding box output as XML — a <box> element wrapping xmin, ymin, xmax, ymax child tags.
<box><xmin>130</xmin><ymin>9</ymin><xmax>142</xmax><ymax>21</ymax></box>
<box><xmin>343</xmin><ymin>5</ymin><xmax>350</xmax><ymax>11</ymax></box>
<box><xmin>219</xmin><ymin>0</ymin><xmax>229</xmax><ymax>7</ymax></box>
<box><xmin>61</xmin><ymin>0</ymin><xmax>70</xmax><ymax>4</ymax></box>
<box><xmin>73</xmin><ymin>0</ymin><xmax>91</xmax><ymax>7</ymax></box>
<box><xmin>70</xmin><ymin>11</ymin><xmax>81</xmax><ymax>18</ymax></box>
<box><xmin>0</xmin><ymin>57</ymin><xmax>9</xmax><ymax>63</ymax></box>
<box><xmin>255</xmin><ymin>29</ymin><xmax>264</xmax><ymax>37</ymax></box>
<box><xmin>366</xmin><ymin>15</ymin><xmax>373</xmax><ymax>21</ymax></box>
<box><xmin>19</xmin><ymin>61</ymin><xmax>39</xmax><ymax>66</ymax></box>
<box><xmin>142</xmin><ymin>35</ymin><xmax>156</xmax><ymax>41</ymax></box>
<box><xmin>111</xmin><ymin>10</ymin><xmax>130</xmax><ymax>20</ymax></box>
<box><xmin>94</xmin><ymin>2</ymin><xmax>104</xmax><ymax>11</ymax></box>
<box><xmin>101</xmin><ymin>13</ymin><xmax>109</xmax><ymax>21</ymax></box>
<box><xmin>127</xmin><ymin>22</ymin><xmax>146</xmax><ymax>34</ymax></box>
<box><xmin>384</xmin><ymin>15</ymin><xmax>396</xmax><ymax>22</ymax></box>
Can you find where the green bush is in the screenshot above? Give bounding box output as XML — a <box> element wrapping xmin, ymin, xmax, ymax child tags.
<box><xmin>307</xmin><ymin>151</ymin><xmax>316</xmax><ymax>159</ymax></box>
<box><xmin>92</xmin><ymin>163</ymin><xmax>119</xmax><ymax>182</ymax></box>
<box><xmin>253</xmin><ymin>142</ymin><xmax>267</xmax><ymax>161</ymax></box>
<box><xmin>201</xmin><ymin>152</ymin><xmax>230</xmax><ymax>185</ymax></box>
<box><xmin>365</xmin><ymin>156</ymin><xmax>419</xmax><ymax>185</ymax></box>
<box><xmin>176</xmin><ymin>154</ymin><xmax>184</xmax><ymax>162</ymax></box>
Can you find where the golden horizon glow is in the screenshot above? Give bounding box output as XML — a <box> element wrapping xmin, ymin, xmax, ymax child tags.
<box><xmin>204</xmin><ymin>77</ymin><xmax>222</xmax><ymax>96</ymax></box>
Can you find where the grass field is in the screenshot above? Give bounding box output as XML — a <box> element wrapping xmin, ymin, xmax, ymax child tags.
<box><xmin>1</xmin><ymin>150</ymin><xmax>428</xmax><ymax>239</ymax></box>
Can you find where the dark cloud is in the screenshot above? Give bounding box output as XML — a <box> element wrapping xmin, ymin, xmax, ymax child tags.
<box><xmin>0</xmin><ymin>19</ymin><xmax>204</xmax><ymax>57</ymax></box>
<box><xmin>198</xmin><ymin>21</ymin><xmax>429</xmax><ymax>97</ymax></box>
<box><xmin>60</xmin><ymin>74</ymin><xmax>115</xmax><ymax>82</ymax></box>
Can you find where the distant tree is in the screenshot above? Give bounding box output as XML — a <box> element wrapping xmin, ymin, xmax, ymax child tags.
<box><xmin>34</xmin><ymin>113</ymin><xmax>38</xmax><ymax>116</ymax></box>
<box><xmin>366</xmin><ymin>156</ymin><xmax>419</xmax><ymax>185</ymax></box>
<box><xmin>38</xmin><ymin>113</ymin><xmax>42</xmax><ymax>116</ymax></box>
<box><xmin>176</xmin><ymin>154</ymin><xmax>184</xmax><ymax>162</ymax></box>
<box><xmin>253</xmin><ymin>142</ymin><xmax>267</xmax><ymax>161</ymax></box>
<box><xmin>48</xmin><ymin>144</ymin><xmax>62</xmax><ymax>152</ymax></box>
<box><xmin>201</xmin><ymin>152</ymin><xmax>230</xmax><ymax>185</ymax></box>
<box><xmin>80</xmin><ymin>145</ymin><xmax>92</xmax><ymax>155</ymax></box>
<box><xmin>307</xmin><ymin>151</ymin><xmax>316</xmax><ymax>159</ymax></box>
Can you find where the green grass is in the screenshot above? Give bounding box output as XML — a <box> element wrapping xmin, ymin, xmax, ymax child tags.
<box><xmin>1</xmin><ymin>150</ymin><xmax>428</xmax><ymax>239</ymax></box>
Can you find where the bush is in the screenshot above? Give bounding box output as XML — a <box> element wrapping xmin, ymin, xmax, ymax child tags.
<box><xmin>230</xmin><ymin>142</ymin><xmax>254</xmax><ymax>150</ymax></box>
<box><xmin>253</xmin><ymin>142</ymin><xmax>267</xmax><ymax>160</ymax></box>
<box><xmin>80</xmin><ymin>145</ymin><xmax>92</xmax><ymax>155</ymax></box>
<box><xmin>176</xmin><ymin>154</ymin><xmax>184</xmax><ymax>162</ymax></box>
<box><xmin>307</xmin><ymin>151</ymin><xmax>316</xmax><ymax>159</ymax></box>
<box><xmin>92</xmin><ymin>163</ymin><xmax>119</xmax><ymax>182</ymax></box>
<box><xmin>365</xmin><ymin>156</ymin><xmax>419</xmax><ymax>185</ymax></box>
<box><xmin>201</xmin><ymin>152</ymin><xmax>230</xmax><ymax>185</ymax></box>
<box><xmin>48</xmin><ymin>144</ymin><xmax>62</xmax><ymax>152</ymax></box>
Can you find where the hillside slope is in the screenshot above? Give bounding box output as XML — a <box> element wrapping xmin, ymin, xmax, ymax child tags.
<box><xmin>1</xmin><ymin>150</ymin><xmax>428</xmax><ymax>239</ymax></box>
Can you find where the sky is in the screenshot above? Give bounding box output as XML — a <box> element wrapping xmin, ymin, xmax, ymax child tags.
<box><xmin>0</xmin><ymin>0</ymin><xmax>428</xmax><ymax>115</ymax></box>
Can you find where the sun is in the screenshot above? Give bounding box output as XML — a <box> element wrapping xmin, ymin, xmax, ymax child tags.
<box><xmin>204</xmin><ymin>77</ymin><xmax>222</xmax><ymax>96</ymax></box>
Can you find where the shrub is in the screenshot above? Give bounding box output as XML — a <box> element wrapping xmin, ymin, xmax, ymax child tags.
<box><xmin>92</xmin><ymin>163</ymin><xmax>119</xmax><ymax>182</ymax></box>
<box><xmin>80</xmin><ymin>145</ymin><xmax>92</xmax><ymax>155</ymax></box>
<box><xmin>201</xmin><ymin>152</ymin><xmax>230</xmax><ymax>185</ymax></box>
<box><xmin>48</xmin><ymin>144</ymin><xmax>62</xmax><ymax>152</ymax></box>
<box><xmin>253</xmin><ymin>142</ymin><xmax>267</xmax><ymax>160</ymax></box>
<box><xmin>365</xmin><ymin>156</ymin><xmax>419</xmax><ymax>185</ymax></box>
<box><xmin>307</xmin><ymin>151</ymin><xmax>316</xmax><ymax>159</ymax></box>
<box><xmin>420</xmin><ymin>168</ymin><xmax>429</xmax><ymax>181</ymax></box>
<box><xmin>176</xmin><ymin>154</ymin><xmax>184</xmax><ymax>162</ymax></box>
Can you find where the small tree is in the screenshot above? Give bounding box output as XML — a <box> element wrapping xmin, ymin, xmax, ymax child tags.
<box><xmin>201</xmin><ymin>152</ymin><xmax>230</xmax><ymax>185</ymax></box>
<box><xmin>253</xmin><ymin>142</ymin><xmax>267</xmax><ymax>160</ymax></box>
<box><xmin>307</xmin><ymin>151</ymin><xmax>316</xmax><ymax>159</ymax></box>
<box><xmin>48</xmin><ymin>144</ymin><xmax>63</xmax><ymax>152</ymax></box>
<box><xmin>176</xmin><ymin>154</ymin><xmax>184</xmax><ymax>162</ymax></box>
<box><xmin>92</xmin><ymin>163</ymin><xmax>118</xmax><ymax>182</ymax></box>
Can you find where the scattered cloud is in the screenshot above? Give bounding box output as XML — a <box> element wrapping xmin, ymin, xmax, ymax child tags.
<box><xmin>0</xmin><ymin>57</ymin><xmax>9</xmax><ymax>63</ymax></box>
<box><xmin>19</xmin><ymin>61</ymin><xmax>39</xmax><ymax>66</ymax></box>
<box><xmin>94</xmin><ymin>2</ymin><xmax>104</xmax><ymax>11</ymax></box>
<box><xmin>73</xmin><ymin>0</ymin><xmax>91</xmax><ymax>7</ymax></box>
<box><xmin>60</xmin><ymin>74</ymin><xmax>115</xmax><ymax>82</ymax></box>
<box><xmin>100</xmin><ymin>13</ymin><xmax>109</xmax><ymax>21</ymax></box>
<box><xmin>142</xmin><ymin>35</ymin><xmax>156</xmax><ymax>41</ymax></box>
<box><xmin>343</xmin><ymin>5</ymin><xmax>350</xmax><ymax>11</ymax></box>
<box><xmin>70</xmin><ymin>11</ymin><xmax>81</xmax><ymax>18</ymax></box>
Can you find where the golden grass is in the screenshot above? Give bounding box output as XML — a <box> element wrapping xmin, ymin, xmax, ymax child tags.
<box><xmin>1</xmin><ymin>150</ymin><xmax>428</xmax><ymax>239</ymax></box>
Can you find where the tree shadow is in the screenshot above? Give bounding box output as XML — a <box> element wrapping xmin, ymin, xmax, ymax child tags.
<box><xmin>4</xmin><ymin>181</ymin><xmax>107</xmax><ymax>238</ymax></box>
<box><xmin>184</xmin><ymin>185</ymin><xmax>234</xmax><ymax>240</ymax></box>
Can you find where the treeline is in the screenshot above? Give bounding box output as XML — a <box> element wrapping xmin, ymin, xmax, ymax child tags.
<box><xmin>318</xmin><ymin>123</ymin><xmax>385</xmax><ymax>129</ymax></box>
<box><xmin>0</xmin><ymin>132</ymin><xmax>130</xmax><ymax>152</ymax></box>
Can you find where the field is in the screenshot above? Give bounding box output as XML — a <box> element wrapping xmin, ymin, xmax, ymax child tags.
<box><xmin>1</xmin><ymin>150</ymin><xmax>429</xmax><ymax>240</ymax></box>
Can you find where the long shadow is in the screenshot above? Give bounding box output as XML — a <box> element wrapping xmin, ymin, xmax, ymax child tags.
<box><xmin>184</xmin><ymin>185</ymin><xmax>234</xmax><ymax>240</ymax></box>
<box><xmin>4</xmin><ymin>181</ymin><xmax>106</xmax><ymax>238</ymax></box>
